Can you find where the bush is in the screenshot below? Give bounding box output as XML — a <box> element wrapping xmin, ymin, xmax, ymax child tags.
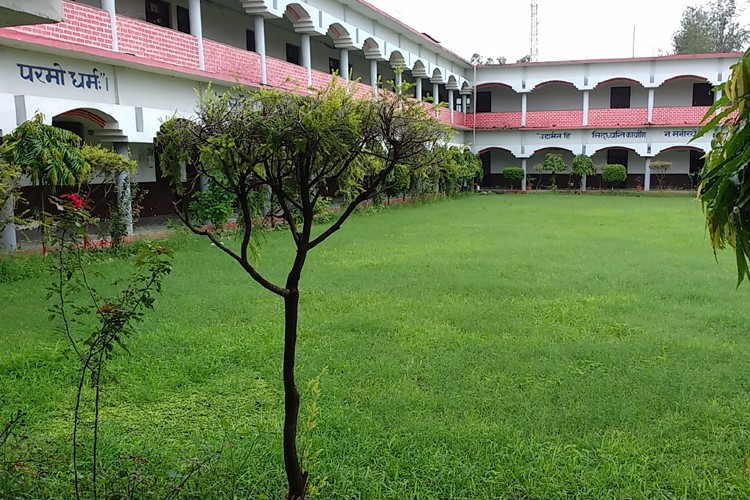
<box><xmin>503</xmin><ymin>167</ymin><xmax>525</xmax><ymax>189</ymax></box>
<box><xmin>650</xmin><ymin>160</ymin><xmax>672</xmax><ymax>191</ymax></box>
<box><xmin>602</xmin><ymin>164</ymin><xmax>627</xmax><ymax>189</ymax></box>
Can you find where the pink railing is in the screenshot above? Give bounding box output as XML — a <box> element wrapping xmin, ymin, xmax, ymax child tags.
<box><xmin>471</xmin><ymin>112</ymin><xmax>523</xmax><ymax>129</ymax></box>
<box><xmin>588</xmin><ymin>108</ymin><xmax>648</xmax><ymax>127</ymax></box>
<box><xmin>526</xmin><ymin>110</ymin><xmax>584</xmax><ymax>128</ymax></box>
<box><xmin>116</xmin><ymin>15</ymin><xmax>199</xmax><ymax>70</ymax></box>
<box><xmin>652</xmin><ymin>106</ymin><xmax>710</xmax><ymax>126</ymax></box>
<box><xmin>0</xmin><ymin>1</ymin><xmax>113</xmax><ymax>51</ymax></box>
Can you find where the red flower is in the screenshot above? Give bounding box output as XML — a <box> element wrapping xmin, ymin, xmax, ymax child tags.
<box><xmin>60</xmin><ymin>193</ymin><xmax>84</xmax><ymax>210</ymax></box>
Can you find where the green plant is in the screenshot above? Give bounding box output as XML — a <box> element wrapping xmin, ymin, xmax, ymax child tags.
<box><xmin>572</xmin><ymin>154</ymin><xmax>596</xmax><ymax>190</ymax></box>
<box><xmin>649</xmin><ymin>160</ymin><xmax>672</xmax><ymax>191</ymax></box>
<box><xmin>156</xmin><ymin>77</ymin><xmax>451</xmax><ymax>499</ymax></box>
<box><xmin>189</xmin><ymin>178</ymin><xmax>236</xmax><ymax>232</ymax></box>
<box><xmin>533</xmin><ymin>153</ymin><xmax>567</xmax><ymax>190</ymax></box>
<box><xmin>695</xmin><ymin>48</ymin><xmax>750</xmax><ymax>285</ymax></box>
<box><xmin>602</xmin><ymin>164</ymin><xmax>627</xmax><ymax>190</ymax></box>
<box><xmin>47</xmin><ymin>193</ymin><xmax>173</xmax><ymax>499</ymax></box>
<box><xmin>503</xmin><ymin>167</ymin><xmax>525</xmax><ymax>189</ymax></box>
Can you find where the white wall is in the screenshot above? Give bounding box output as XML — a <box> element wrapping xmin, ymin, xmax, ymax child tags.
<box><xmin>654</xmin><ymin>79</ymin><xmax>697</xmax><ymax>107</ymax></box>
<box><xmin>487</xmin><ymin>86</ymin><xmax>521</xmax><ymax>112</ymax></box>
<box><xmin>488</xmin><ymin>149</ymin><xmax>520</xmax><ymax>174</ymax></box>
<box><xmin>528</xmin><ymin>83</ymin><xmax>580</xmax><ymax>111</ymax></box>
<box><xmin>651</xmin><ymin>149</ymin><xmax>691</xmax><ymax>174</ymax></box>
<box><xmin>589</xmin><ymin>82</ymin><xmax>648</xmax><ymax>109</ymax></box>
<box><xmin>201</xmin><ymin>0</ymin><xmax>253</xmax><ymax>50</ymax></box>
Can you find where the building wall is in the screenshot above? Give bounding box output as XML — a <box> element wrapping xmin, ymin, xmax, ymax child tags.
<box><xmin>528</xmin><ymin>83</ymin><xmax>580</xmax><ymax>111</ymax></box>
<box><xmin>589</xmin><ymin>82</ymin><xmax>649</xmax><ymax>109</ymax></box>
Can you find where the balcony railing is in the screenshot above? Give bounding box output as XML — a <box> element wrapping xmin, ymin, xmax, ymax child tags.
<box><xmin>469</xmin><ymin>112</ymin><xmax>523</xmax><ymax>129</ymax></box>
<box><xmin>652</xmin><ymin>106</ymin><xmax>710</xmax><ymax>126</ymax></box>
<box><xmin>588</xmin><ymin>108</ymin><xmax>648</xmax><ymax>127</ymax></box>
<box><xmin>526</xmin><ymin>110</ymin><xmax>584</xmax><ymax>128</ymax></box>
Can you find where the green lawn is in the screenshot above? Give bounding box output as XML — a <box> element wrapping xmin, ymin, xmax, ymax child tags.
<box><xmin>3</xmin><ymin>194</ymin><xmax>750</xmax><ymax>498</ymax></box>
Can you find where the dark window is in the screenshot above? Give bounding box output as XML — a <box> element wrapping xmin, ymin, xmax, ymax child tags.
<box><xmin>610</xmin><ymin>86</ymin><xmax>631</xmax><ymax>108</ymax></box>
<box><xmin>329</xmin><ymin>57</ymin><xmax>340</xmax><ymax>75</ymax></box>
<box><xmin>286</xmin><ymin>43</ymin><xmax>301</xmax><ymax>65</ymax></box>
<box><xmin>476</xmin><ymin>91</ymin><xmax>491</xmax><ymax>113</ymax></box>
<box><xmin>692</xmin><ymin>82</ymin><xmax>714</xmax><ymax>106</ymax></box>
<box><xmin>246</xmin><ymin>29</ymin><xmax>255</xmax><ymax>52</ymax></box>
<box><xmin>145</xmin><ymin>0</ymin><xmax>171</xmax><ymax>28</ymax></box>
<box><xmin>176</xmin><ymin>5</ymin><xmax>190</xmax><ymax>34</ymax></box>
<box><xmin>607</xmin><ymin>149</ymin><xmax>629</xmax><ymax>168</ymax></box>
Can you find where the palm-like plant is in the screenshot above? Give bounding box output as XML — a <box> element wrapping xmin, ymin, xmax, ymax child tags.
<box><xmin>2</xmin><ymin>114</ymin><xmax>90</xmax><ymax>188</ymax></box>
<box><xmin>695</xmin><ymin>48</ymin><xmax>750</xmax><ymax>286</ymax></box>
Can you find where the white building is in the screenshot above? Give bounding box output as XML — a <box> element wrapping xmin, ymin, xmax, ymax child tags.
<box><xmin>0</xmin><ymin>0</ymin><xmax>741</xmax><ymax>234</ymax></box>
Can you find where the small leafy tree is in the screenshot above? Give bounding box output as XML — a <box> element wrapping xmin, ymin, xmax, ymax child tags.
<box><xmin>572</xmin><ymin>154</ymin><xmax>596</xmax><ymax>190</ymax></box>
<box><xmin>650</xmin><ymin>160</ymin><xmax>672</xmax><ymax>191</ymax></box>
<box><xmin>156</xmin><ymin>78</ymin><xmax>451</xmax><ymax>499</ymax></box>
<box><xmin>695</xmin><ymin>48</ymin><xmax>750</xmax><ymax>285</ymax></box>
<box><xmin>80</xmin><ymin>144</ymin><xmax>139</xmax><ymax>249</ymax></box>
<box><xmin>503</xmin><ymin>167</ymin><xmax>525</xmax><ymax>189</ymax></box>
<box><xmin>534</xmin><ymin>153</ymin><xmax>567</xmax><ymax>191</ymax></box>
<box><xmin>47</xmin><ymin>193</ymin><xmax>173</xmax><ymax>499</ymax></box>
<box><xmin>602</xmin><ymin>164</ymin><xmax>627</xmax><ymax>190</ymax></box>
<box><xmin>0</xmin><ymin>114</ymin><xmax>90</xmax><ymax>251</ymax></box>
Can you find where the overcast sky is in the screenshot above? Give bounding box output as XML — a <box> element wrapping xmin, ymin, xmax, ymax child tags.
<box><xmin>365</xmin><ymin>0</ymin><xmax>750</xmax><ymax>63</ymax></box>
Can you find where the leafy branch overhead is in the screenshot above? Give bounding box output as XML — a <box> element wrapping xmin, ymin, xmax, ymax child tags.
<box><xmin>695</xmin><ymin>48</ymin><xmax>750</xmax><ymax>286</ymax></box>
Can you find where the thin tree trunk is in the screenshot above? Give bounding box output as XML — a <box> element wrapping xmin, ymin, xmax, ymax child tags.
<box><xmin>283</xmin><ymin>290</ymin><xmax>306</xmax><ymax>499</ymax></box>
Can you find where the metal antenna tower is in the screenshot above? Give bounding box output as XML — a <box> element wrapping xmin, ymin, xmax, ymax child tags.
<box><xmin>530</xmin><ymin>1</ymin><xmax>539</xmax><ymax>62</ymax></box>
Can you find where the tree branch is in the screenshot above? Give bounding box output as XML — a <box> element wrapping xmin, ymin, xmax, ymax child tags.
<box><xmin>172</xmin><ymin>201</ymin><xmax>288</xmax><ymax>297</ymax></box>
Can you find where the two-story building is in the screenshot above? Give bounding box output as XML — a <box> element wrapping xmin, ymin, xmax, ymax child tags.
<box><xmin>0</xmin><ymin>0</ymin><xmax>741</xmax><ymax>248</ymax></box>
<box><xmin>471</xmin><ymin>54</ymin><xmax>738</xmax><ymax>190</ymax></box>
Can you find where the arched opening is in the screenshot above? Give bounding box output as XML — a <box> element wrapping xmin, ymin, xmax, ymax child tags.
<box><xmin>527</xmin><ymin>147</ymin><xmax>575</xmax><ymax>189</ymax></box>
<box><xmin>653</xmin><ymin>75</ymin><xmax>714</xmax><ymax>125</ymax></box>
<box><xmin>478</xmin><ymin>147</ymin><xmax>519</xmax><ymax>188</ymax></box>
<box><xmin>475</xmin><ymin>82</ymin><xmax>519</xmax><ymax>114</ymax></box>
<box><xmin>651</xmin><ymin>146</ymin><xmax>706</xmax><ymax>190</ymax></box>
<box><xmin>590</xmin><ymin>146</ymin><xmax>644</xmax><ymax>189</ymax></box>
<box><xmin>527</xmin><ymin>81</ymin><xmax>581</xmax><ymax>128</ymax></box>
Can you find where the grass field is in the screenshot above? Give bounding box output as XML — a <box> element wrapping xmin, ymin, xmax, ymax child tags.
<box><xmin>3</xmin><ymin>194</ymin><xmax>750</xmax><ymax>499</ymax></box>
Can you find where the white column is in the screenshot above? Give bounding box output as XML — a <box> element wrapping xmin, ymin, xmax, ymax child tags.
<box><xmin>1</xmin><ymin>195</ymin><xmax>17</xmax><ymax>252</ymax></box>
<box><xmin>415</xmin><ymin>78</ymin><xmax>422</xmax><ymax>100</ymax></box>
<box><xmin>301</xmin><ymin>33</ymin><xmax>312</xmax><ymax>88</ymax></box>
<box><xmin>101</xmin><ymin>0</ymin><xmax>118</xmax><ymax>51</ymax></box>
<box><xmin>432</xmin><ymin>82</ymin><xmax>439</xmax><ymax>104</ymax></box>
<box><xmin>255</xmin><ymin>16</ymin><xmax>267</xmax><ymax>85</ymax></box>
<box><xmin>462</xmin><ymin>94</ymin><xmax>468</xmax><ymax>113</ymax></box>
<box><xmin>449</xmin><ymin>90</ymin><xmax>454</xmax><ymax>123</ymax></box>
<box><xmin>644</xmin><ymin>157</ymin><xmax>651</xmax><ymax>192</ymax></box>
<box><xmin>370</xmin><ymin>59</ymin><xmax>378</xmax><ymax>96</ymax></box>
<box><xmin>340</xmin><ymin>48</ymin><xmax>349</xmax><ymax>80</ymax></box>
<box><xmin>521</xmin><ymin>93</ymin><xmax>528</xmax><ymax>127</ymax></box>
<box><xmin>114</xmin><ymin>144</ymin><xmax>134</xmax><ymax>236</ymax></box>
<box><xmin>188</xmin><ymin>0</ymin><xmax>204</xmax><ymax>70</ymax></box>
<box><xmin>581</xmin><ymin>174</ymin><xmax>587</xmax><ymax>191</ymax></box>
<box><xmin>521</xmin><ymin>158</ymin><xmax>528</xmax><ymax>191</ymax></box>
<box><xmin>647</xmin><ymin>88</ymin><xmax>655</xmax><ymax>123</ymax></box>
<box><xmin>394</xmin><ymin>69</ymin><xmax>402</xmax><ymax>90</ymax></box>
<box><xmin>582</xmin><ymin>90</ymin><xmax>590</xmax><ymax>126</ymax></box>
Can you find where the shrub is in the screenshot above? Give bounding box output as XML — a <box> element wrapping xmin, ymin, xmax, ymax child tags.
<box><xmin>572</xmin><ymin>154</ymin><xmax>596</xmax><ymax>189</ymax></box>
<box><xmin>650</xmin><ymin>160</ymin><xmax>672</xmax><ymax>191</ymax></box>
<box><xmin>602</xmin><ymin>164</ymin><xmax>627</xmax><ymax>189</ymax></box>
<box><xmin>533</xmin><ymin>153</ymin><xmax>567</xmax><ymax>190</ymax></box>
<box><xmin>503</xmin><ymin>167</ymin><xmax>525</xmax><ymax>189</ymax></box>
